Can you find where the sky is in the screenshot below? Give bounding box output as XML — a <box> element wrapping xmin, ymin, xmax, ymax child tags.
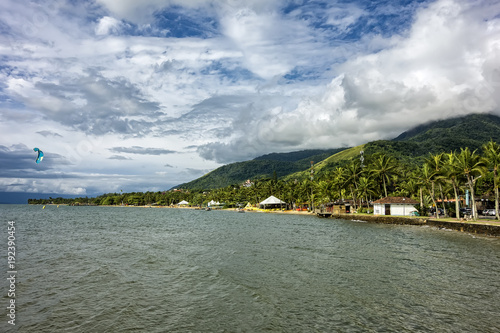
<box><xmin>1</xmin><ymin>0</ymin><xmax>500</xmax><ymax>202</ymax></box>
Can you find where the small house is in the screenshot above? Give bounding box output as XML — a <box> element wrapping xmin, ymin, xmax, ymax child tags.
<box><xmin>373</xmin><ymin>197</ymin><xmax>418</xmax><ymax>216</ymax></box>
<box><xmin>326</xmin><ymin>201</ymin><xmax>351</xmax><ymax>214</ymax></box>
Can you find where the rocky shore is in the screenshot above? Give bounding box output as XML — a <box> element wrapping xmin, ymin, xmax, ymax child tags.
<box><xmin>325</xmin><ymin>213</ymin><xmax>500</xmax><ymax>237</ymax></box>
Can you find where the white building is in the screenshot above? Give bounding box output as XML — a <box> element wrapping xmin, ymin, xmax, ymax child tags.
<box><xmin>259</xmin><ymin>195</ymin><xmax>286</xmax><ymax>209</ymax></box>
<box><xmin>373</xmin><ymin>197</ymin><xmax>418</xmax><ymax>216</ymax></box>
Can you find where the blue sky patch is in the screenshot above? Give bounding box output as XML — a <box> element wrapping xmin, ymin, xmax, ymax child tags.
<box><xmin>153</xmin><ymin>6</ymin><xmax>219</xmax><ymax>38</ymax></box>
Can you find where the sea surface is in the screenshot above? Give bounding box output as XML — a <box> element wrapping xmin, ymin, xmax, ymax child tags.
<box><xmin>1</xmin><ymin>205</ymin><xmax>499</xmax><ymax>332</ymax></box>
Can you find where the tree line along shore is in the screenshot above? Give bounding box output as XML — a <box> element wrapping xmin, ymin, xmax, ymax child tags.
<box><xmin>29</xmin><ymin>141</ymin><xmax>500</xmax><ymax>222</ymax></box>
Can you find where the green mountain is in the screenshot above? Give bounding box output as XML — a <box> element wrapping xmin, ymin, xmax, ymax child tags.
<box><xmin>177</xmin><ymin>148</ymin><xmax>346</xmax><ymax>190</ymax></box>
<box><xmin>364</xmin><ymin>113</ymin><xmax>500</xmax><ymax>163</ymax></box>
<box><xmin>392</xmin><ymin>113</ymin><xmax>500</xmax><ymax>151</ymax></box>
<box><xmin>177</xmin><ymin>113</ymin><xmax>500</xmax><ymax>190</ymax></box>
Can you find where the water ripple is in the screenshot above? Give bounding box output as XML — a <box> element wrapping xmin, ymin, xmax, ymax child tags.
<box><xmin>0</xmin><ymin>205</ymin><xmax>499</xmax><ymax>332</ymax></box>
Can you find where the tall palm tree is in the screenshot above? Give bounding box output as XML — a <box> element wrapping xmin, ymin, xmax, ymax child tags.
<box><xmin>317</xmin><ymin>180</ymin><xmax>331</xmax><ymax>205</ymax></box>
<box><xmin>330</xmin><ymin>167</ymin><xmax>346</xmax><ymax>201</ymax></box>
<box><xmin>455</xmin><ymin>148</ymin><xmax>486</xmax><ymax>220</ymax></box>
<box><xmin>296</xmin><ymin>179</ymin><xmax>311</xmax><ymax>209</ymax></box>
<box><xmin>369</xmin><ymin>154</ymin><xmax>398</xmax><ymax>198</ymax></box>
<box><xmin>420</xmin><ymin>163</ymin><xmax>440</xmax><ymax>218</ymax></box>
<box><xmin>357</xmin><ymin>176</ymin><xmax>376</xmax><ymax>210</ymax></box>
<box><xmin>425</xmin><ymin>153</ymin><xmax>447</xmax><ymax>216</ymax></box>
<box><xmin>282</xmin><ymin>180</ymin><xmax>295</xmax><ymax>209</ymax></box>
<box><xmin>482</xmin><ymin>140</ymin><xmax>500</xmax><ymax>220</ymax></box>
<box><xmin>409</xmin><ymin>169</ymin><xmax>425</xmax><ymax>210</ymax></box>
<box><xmin>344</xmin><ymin>161</ymin><xmax>363</xmax><ymax>210</ymax></box>
<box><xmin>444</xmin><ymin>151</ymin><xmax>465</xmax><ymax>220</ymax></box>
<box><xmin>251</xmin><ymin>180</ymin><xmax>263</xmax><ymax>204</ymax></box>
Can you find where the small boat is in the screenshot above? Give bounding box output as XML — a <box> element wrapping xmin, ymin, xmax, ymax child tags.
<box><xmin>205</xmin><ymin>207</ymin><xmax>211</xmax><ymax>211</ymax></box>
<box><xmin>237</xmin><ymin>208</ymin><xmax>245</xmax><ymax>213</ymax></box>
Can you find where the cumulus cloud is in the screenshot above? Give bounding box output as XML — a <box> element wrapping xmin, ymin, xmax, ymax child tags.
<box><xmin>196</xmin><ymin>0</ymin><xmax>500</xmax><ymax>163</ymax></box>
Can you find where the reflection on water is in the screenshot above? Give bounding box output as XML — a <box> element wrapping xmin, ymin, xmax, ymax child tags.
<box><xmin>1</xmin><ymin>205</ymin><xmax>499</xmax><ymax>332</ymax></box>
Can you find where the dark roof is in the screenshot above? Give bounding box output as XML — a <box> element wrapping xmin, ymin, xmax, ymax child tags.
<box><xmin>373</xmin><ymin>196</ymin><xmax>418</xmax><ymax>204</ymax></box>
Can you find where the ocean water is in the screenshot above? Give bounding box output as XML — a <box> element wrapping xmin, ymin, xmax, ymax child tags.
<box><xmin>1</xmin><ymin>205</ymin><xmax>499</xmax><ymax>332</ymax></box>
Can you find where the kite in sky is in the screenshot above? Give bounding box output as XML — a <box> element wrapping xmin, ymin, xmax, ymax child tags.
<box><xmin>33</xmin><ymin>148</ymin><xmax>44</xmax><ymax>164</ymax></box>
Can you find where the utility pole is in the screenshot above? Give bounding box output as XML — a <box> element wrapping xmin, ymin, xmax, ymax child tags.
<box><xmin>360</xmin><ymin>150</ymin><xmax>364</xmax><ymax>210</ymax></box>
<box><xmin>471</xmin><ymin>175</ymin><xmax>482</xmax><ymax>220</ymax></box>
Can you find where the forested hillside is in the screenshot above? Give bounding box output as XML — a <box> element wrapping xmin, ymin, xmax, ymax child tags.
<box><xmin>177</xmin><ymin>148</ymin><xmax>346</xmax><ymax>189</ymax></box>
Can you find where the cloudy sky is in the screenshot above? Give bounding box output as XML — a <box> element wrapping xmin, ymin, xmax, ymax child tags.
<box><xmin>1</xmin><ymin>0</ymin><xmax>499</xmax><ymax>201</ymax></box>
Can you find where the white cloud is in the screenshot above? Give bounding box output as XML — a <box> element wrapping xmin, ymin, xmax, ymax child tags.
<box><xmin>195</xmin><ymin>0</ymin><xmax>500</xmax><ymax>163</ymax></box>
<box><xmin>324</xmin><ymin>3</ymin><xmax>366</xmax><ymax>33</ymax></box>
<box><xmin>95</xmin><ymin>16</ymin><xmax>123</xmax><ymax>35</ymax></box>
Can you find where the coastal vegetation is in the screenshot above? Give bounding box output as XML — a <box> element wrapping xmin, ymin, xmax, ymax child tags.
<box><xmin>28</xmin><ymin>114</ymin><xmax>500</xmax><ymax>221</ymax></box>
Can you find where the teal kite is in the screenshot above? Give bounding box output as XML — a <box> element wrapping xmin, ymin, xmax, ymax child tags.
<box><xmin>33</xmin><ymin>148</ymin><xmax>44</xmax><ymax>164</ymax></box>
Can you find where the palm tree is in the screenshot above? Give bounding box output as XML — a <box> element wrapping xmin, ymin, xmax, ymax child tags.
<box><xmin>444</xmin><ymin>151</ymin><xmax>465</xmax><ymax>220</ymax></box>
<box><xmin>357</xmin><ymin>176</ymin><xmax>376</xmax><ymax>211</ymax></box>
<box><xmin>425</xmin><ymin>153</ymin><xmax>447</xmax><ymax>216</ymax></box>
<box><xmin>420</xmin><ymin>163</ymin><xmax>440</xmax><ymax>218</ymax></box>
<box><xmin>344</xmin><ymin>161</ymin><xmax>363</xmax><ymax>210</ymax></box>
<box><xmin>395</xmin><ymin>177</ymin><xmax>419</xmax><ymax>199</ymax></box>
<box><xmin>251</xmin><ymin>180</ymin><xmax>263</xmax><ymax>204</ymax></box>
<box><xmin>296</xmin><ymin>179</ymin><xmax>311</xmax><ymax>209</ymax></box>
<box><xmin>370</xmin><ymin>154</ymin><xmax>398</xmax><ymax>197</ymax></box>
<box><xmin>455</xmin><ymin>148</ymin><xmax>486</xmax><ymax>220</ymax></box>
<box><xmin>330</xmin><ymin>167</ymin><xmax>346</xmax><ymax>201</ymax></box>
<box><xmin>482</xmin><ymin>140</ymin><xmax>500</xmax><ymax>220</ymax></box>
<box><xmin>408</xmin><ymin>169</ymin><xmax>425</xmax><ymax>210</ymax></box>
<box><xmin>316</xmin><ymin>180</ymin><xmax>331</xmax><ymax>206</ymax></box>
<box><xmin>281</xmin><ymin>180</ymin><xmax>295</xmax><ymax>209</ymax></box>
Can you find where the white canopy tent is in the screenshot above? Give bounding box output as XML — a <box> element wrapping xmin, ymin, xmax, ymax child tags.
<box><xmin>259</xmin><ymin>195</ymin><xmax>286</xmax><ymax>209</ymax></box>
<box><xmin>177</xmin><ymin>200</ymin><xmax>189</xmax><ymax>206</ymax></box>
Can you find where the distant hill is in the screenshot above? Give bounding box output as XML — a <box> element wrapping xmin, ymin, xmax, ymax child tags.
<box><xmin>177</xmin><ymin>113</ymin><xmax>500</xmax><ymax>190</ymax></box>
<box><xmin>0</xmin><ymin>192</ymin><xmax>80</xmax><ymax>204</ymax></box>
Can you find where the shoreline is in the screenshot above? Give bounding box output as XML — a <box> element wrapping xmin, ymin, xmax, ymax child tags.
<box><xmin>36</xmin><ymin>204</ymin><xmax>500</xmax><ymax>236</ymax></box>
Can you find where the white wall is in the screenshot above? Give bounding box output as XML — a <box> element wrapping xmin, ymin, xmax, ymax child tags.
<box><xmin>374</xmin><ymin>203</ymin><xmax>384</xmax><ymax>215</ymax></box>
<box><xmin>391</xmin><ymin>204</ymin><xmax>417</xmax><ymax>216</ymax></box>
<box><xmin>374</xmin><ymin>203</ymin><xmax>417</xmax><ymax>216</ymax></box>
